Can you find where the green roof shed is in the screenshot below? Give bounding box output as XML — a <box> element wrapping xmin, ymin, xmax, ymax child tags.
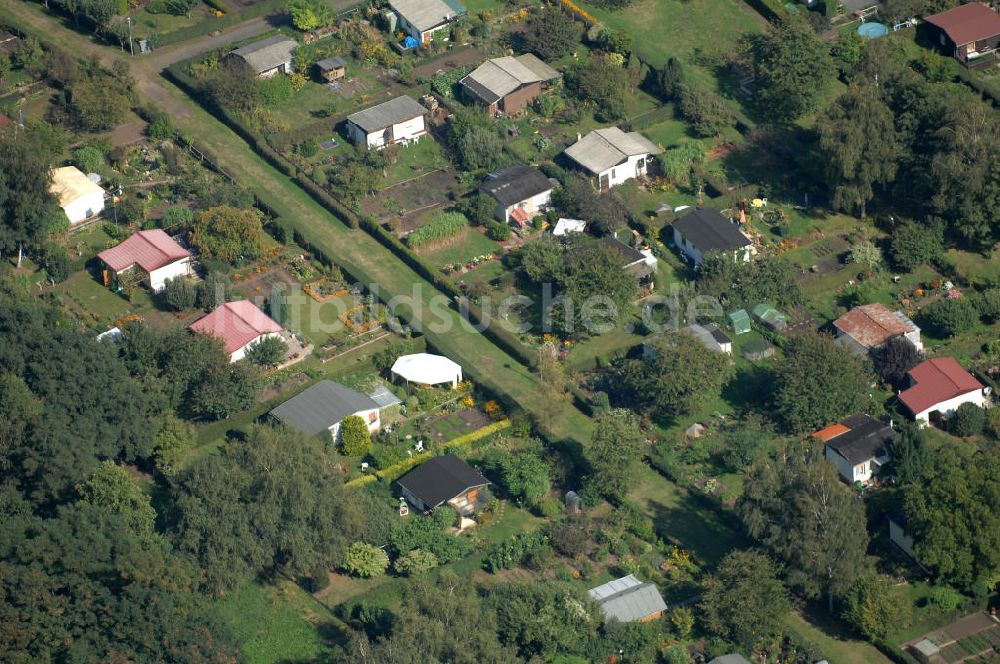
<box><xmin>729</xmin><ymin>309</ymin><xmax>752</xmax><ymax>335</ymax></box>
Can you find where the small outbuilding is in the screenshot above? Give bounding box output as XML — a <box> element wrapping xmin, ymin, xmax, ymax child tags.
<box><xmin>671</xmin><ymin>208</ymin><xmax>752</xmax><ymax>267</ymax></box>
<box><xmin>683</xmin><ymin>323</ymin><xmax>732</xmax><ymax>354</ymax></box>
<box><xmin>389</xmin><ymin>0</ymin><xmax>466</xmax><ymax>44</ymax></box>
<box><xmin>587</xmin><ymin>574</ymin><xmax>667</xmax><ymax>623</ymax></box>
<box><xmin>397</xmin><ymin>454</ymin><xmax>490</xmax><ymax>514</ymax></box>
<box><xmin>270</xmin><ymin>379</ymin><xmax>381</xmax><ymax>440</ymax></box>
<box><xmin>751</xmin><ymin>303</ymin><xmax>787</xmax><ymax>331</ymax></box>
<box><xmin>728</xmin><ymin>309</ymin><xmax>752</xmax><ymax>335</ymax></box>
<box><xmin>563</xmin><ymin>127</ymin><xmax>662</xmax><ymax>191</ymax></box>
<box><xmin>923</xmin><ymin>3</ymin><xmax>1000</xmax><ymax>67</ymax></box>
<box><xmin>50</xmin><ymin>166</ymin><xmax>105</xmax><ymax>225</ymax></box>
<box><xmin>460</xmin><ymin>53</ymin><xmax>559</xmax><ymax>116</ymax></box>
<box><xmin>345</xmin><ymin>95</ymin><xmax>428</xmax><ymax>149</ymax></box>
<box><xmin>97</xmin><ymin>229</ymin><xmax>193</xmax><ymax>293</ymax></box>
<box><xmin>228</xmin><ymin>35</ymin><xmax>297</xmax><ymax>78</ymax></box>
<box><xmin>391</xmin><ymin>353</ymin><xmax>463</xmax><ymax>388</ymax></box>
<box><xmin>480</xmin><ymin>164</ymin><xmax>554</xmax><ymax>227</ymax></box>
<box><xmin>315</xmin><ymin>56</ymin><xmax>347</xmax><ymax>82</ymax></box>
<box><xmin>188</xmin><ymin>300</ymin><xmax>285</xmax><ymax>362</ymax></box>
<box><xmin>834</xmin><ymin>302</ymin><xmax>922</xmax><ymax>355</ymax></box>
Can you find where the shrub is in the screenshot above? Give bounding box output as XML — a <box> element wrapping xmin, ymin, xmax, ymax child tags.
<box><xmin>298</xmin><ymin>137</ymin><xmax>318</xmax><ymax>158</ymax></box>
<box><xmin>148</xmin><ymin>114</ymin><xmax>174</xmax><ymax>140</ymax></box>
<box><xmin>42</xmin><ymin>245</ymin><xmax>71</xmax><ymax>283</ymax></box>
<box><xmin>260</xmin><ymin>75</ymin><xmax>293</xmax><ymax>106</ymax></box>
<box><xmin>976</xmin><ymin>289</ymin><xmax>1000</xmax><ymax>324</ymax></box>
<box><xmin>487</xmin><ymin>221</ymin><xmax>511</xmax><ymax>241</ymax></box>
<box><xmin>927</xmin><ymin>585</ymin><xmax>962</xmax><ymax>613</ymax></box>
<box><xmin>244</xmin><ymin>335</ymin><xmax>288</xmax><ymax>367</ymax></box>
<box><xmin>340</xmin><ymin>415</ymin><xmax>372</xmax><ymax>456</ymax></box>
<box><xmin>161</xmin><ymin>206</ymin><xmax>195</xmax><ymax>228</ymax></box>
<box><xmin>344</xmin><ymin>542</ymin><xmax>389</xmax><ymax>578</ymax></box>
<box><xmin>368</xmin><ymin>443</ymin><xmax>409</xmax><ymax>470</ymax></box>
<box><xmin>306</xmin><ymin>564</ymin><xmax>330</xmax><ymax>591</ymax></box>
<box><xmin>162</xmin><ymin>276</ymin><xmax>197</xmax><ymax>311</ymax></box>
<box><xmin>390</xmin><ymin>506</ymin><xmax>472</xmax><ymax>563</ymax></box>
<box><xmin>393</xmin><ymin>548</ymin><xmax>438</xmax><ymax>576</ymax></box>
<box><xmin>483</xmin><ymin>531</ymin><xmax>549</xmax><ymax>572</ymax></box>
<box><xmin>406</xmin><ymin>212</ymin><xmax>468</xmax><ymax>248</ymax></box>
<box><xmin>73</xmin><ymin>146</ymin><xmax>105</xmax><ymax>173</ymax></box>
<box><xmin>677</xmin><ymin>84</ymin><xmax>734</xmax><ymax>137</ymax></box>
<box><xmin>921</xmin><ymin>297</ymin><xmax>978</xmax><ymax>338</ymax></box>
<box><xmin>951</xmin><ymin>403</ymin><xmax>985</xmax><ymax>437</ymax></box>
<box><xmin>889</xmin><ymin>218</ymin><xmax>943</xmax><ymax>271</ymax></box>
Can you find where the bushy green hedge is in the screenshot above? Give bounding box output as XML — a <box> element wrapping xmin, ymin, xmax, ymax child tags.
<box><xmin>483</xmin><ymin>531</ymin><xmax>549</xmax><ymax>572</ymax></box>
<box><xmin>406</xmin><ymin>212</ymin><xmax>469</xmax><ymax>248</ymax></box>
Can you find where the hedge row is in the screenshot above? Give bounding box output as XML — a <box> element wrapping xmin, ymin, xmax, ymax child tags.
<box><xmin>873</xmin><ymin>640</ymin><xmax>921</xmax><ymax>664</ymax></box>
<box><xmin>344</xmin><ymin>419</ymin><xmax>512</xmax><ymax>488</ymax></box>
<box><xmin>294</xmin><ymin>174</ymin><xmax>360</xmax><ymax>229</ymax></box>
<box><xmin>953</xmin><ymin>66</ymin><xmax>1000</xmax><ymax>108</ymax></box>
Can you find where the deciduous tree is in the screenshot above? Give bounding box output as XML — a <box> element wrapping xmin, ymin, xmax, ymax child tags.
<box><xmin>190</xmin><ymin>205</ymin><xmax>265</xmax><ymax>264</ymax></box>
<box><xmin>585</xmin><ymin>409</ymin><xmax>642</xmax><ymax>503</ymax></box>
<box><xmin>737</xmin><ymin>440</ymin><xmax>869</xmax><ymax>612</ymax></box>
<box><xmin>772</xmin><ymin>332</ymin><xmax>870</xmax><ymax>433</ymax></box>
<box><xmin>699</xmin><ymin>549</ymin><xmax>790</xmax><ymax>648</ymax></box>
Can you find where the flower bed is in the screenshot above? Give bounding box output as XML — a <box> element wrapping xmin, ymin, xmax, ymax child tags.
<box><xmin>338</xmin><ymin>304</ymin><xmax>383</xmax><ymax>333</ymax></box>
<box><xmin>303</xmin><ymin>277</ymin><xmax>348</xmax><ymax>303</ymax></box>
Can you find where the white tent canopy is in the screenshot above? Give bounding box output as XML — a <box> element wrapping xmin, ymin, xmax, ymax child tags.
<box><xmin>391</xmin><ymin>353</ymin><xmax>463</xmax><ymax>388</ymax></box>
<box><xmin>553</xmin><ymin>218</ymin><xmax>587</xmax><ymax>236</ymax></box>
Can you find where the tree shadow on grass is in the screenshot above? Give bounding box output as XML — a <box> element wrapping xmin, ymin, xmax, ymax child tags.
<box><xmin>645</xmin><ymin>491</ymin><xmax>748</xmax><ymax>568</ymax></box>
<box><xmin>722</xmin><ymin>364</ymin><xmax>774</xmax><ymax>413</ymax></box>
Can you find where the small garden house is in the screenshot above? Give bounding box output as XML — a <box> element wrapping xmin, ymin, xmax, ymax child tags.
<box><xmin>563</xmin><ymin>127</ymin><xmax>662</xmax><ymax>191</ymax></box>
<box><xmin>587</xmin><ymin>575</ymin><xmax>667</xmax><ymax>623</ymax></box>
<box><xmin>752</xmin><ymin>303</ymin><xmax>786</xmax><ymax>331</ymax></box>
<box><xmin>814</xmin><ymin>414</ymin><xmax>895</xmax><ymax>487</ymax></box>
<box><xmin>898</xmin><ymin>357</ymin><xmax>988</xmax><ymax>426</ymax></box>
<box><xmin>345</xmin><ymin>95</ymin><xmax>428</xmax><ymax>149</ymax></box>
<box><xmin>834</xmin><ymin>302</ymin><xmax>923</xmax><ymax>355</ymax></box>
<box><xmin>228</xmin><ymin>35</ymin><xmax>297</xmax><ymax>78</ymax></box>
<box><xmin>460</xmin><ymin>54</ymin><xmax>559</xmax><ymax>116</ymax></box>
<box><xmin>397</xmin><ymin>454</ymin><xmax>489</xmax><ymax>514</ymax></box>
<box><xmin>188</xmin><ymin>300</ymin><xmax>285</xmax><ymax>363</ymax></box>
<box><xmin>97</xmin><ymin>229</ymin><xmax>192</xmax><ymax>293</ymax></box>
<box><xmin>50</xmin><ymin>166</ymin><xmax>104</xmax><ymax>225</ymax></box>
<box><xmin>315</xmin><ymin>56</ymin><xmax>346</xmax><ymax>82</ymax></box>
<box><xmin>479</xmin><ymin>164</ymin><xmax>555</xmax><ymax>227</ymax></box>
<box><xmin>388</xmin><ymin>0</ymin><xmax>466</xmax><ymax>44</ymax></box>
<box><xmin>924</xmin><ymin>3</ymin><xmax>1000</xmax><ymax>67</ymax></box>
<box><xmin>269</xmin><ymin>380</ymin><xmax>381</xmax><ymax>440</ymax></box>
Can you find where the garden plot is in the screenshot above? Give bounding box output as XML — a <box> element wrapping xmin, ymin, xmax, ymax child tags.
<box><xmin>362</xmin><ymin>167</ymin><xmax>462</xmax><ymax>223</ymax></box>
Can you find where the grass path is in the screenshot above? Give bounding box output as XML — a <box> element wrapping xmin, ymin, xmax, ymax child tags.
<box><xmin>786</xmin><ymin>612</ymin><xmax>893</xmax><ymax>664</ymax></box>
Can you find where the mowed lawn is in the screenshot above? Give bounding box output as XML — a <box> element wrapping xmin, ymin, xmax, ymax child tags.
<box><xmin>212</xmin><ymin>579</ymin><xmax>343</xmax><ymax>664</ymax></box>
<box><xmin>576</xmin><ymin>0</ymin><xmax>764</xmax><ymax>69</ymax></box>
<box><xmin>418</xmin><ymin>228</ymin><xmax>502</xmax><ymax>267</ymax></box>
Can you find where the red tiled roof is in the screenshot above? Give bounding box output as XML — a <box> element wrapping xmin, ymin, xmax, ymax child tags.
<box><xmin>899</xmin><ymin>357</ymin><xmax>983</xmax><ymax>415</ymax></box>
<box><xmin>98</xmin><ymin>229</ymin><xmax>191</xmax><ymax>273</ymax></box>
<box><xmin>834</xmin><ymin>303</ymin><xmax>913</xmax><ymax>349</ymax></box>
<box><xmin>813</xmin><ymin>423</ymin><xmax>850</xmax><ymax>442</ymax></box>
<box><xmin>925</xmin><ymin>3</ymin><xmax>1000</xmax><ymax>46</ymax></box>
<box><xmin>188</xmin><ymin>300</ymin><xmax>284</xmax><ymax>355</ymax></box>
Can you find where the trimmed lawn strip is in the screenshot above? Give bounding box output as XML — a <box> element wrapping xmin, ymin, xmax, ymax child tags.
<box><xmin>786</xmin><ymin>611</ymin><xmax>893</xmax><ymax>664</ymax></box>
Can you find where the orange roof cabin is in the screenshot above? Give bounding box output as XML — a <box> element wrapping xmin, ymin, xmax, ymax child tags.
<box><xmin>924</xmin><ymin>3</ymin><xmax>1000</xmax><ymax>67</ymax></box>
<box><xmin>97</xmin><ymin>229</ymin><xmax>193</xmax><ymax>293</ymax></box>
<box><xmin>188</xmin><ymin>300</ymin><xmax>285</xmax><ymax>363</ymax></box>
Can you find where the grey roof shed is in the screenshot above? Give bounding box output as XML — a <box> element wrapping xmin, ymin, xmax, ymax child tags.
<box><xmin>347</xmin><ymin>95</ymin><xmax>427</xmax><ymax>134</ymax></box>
<box><xmin>269</xmin><ymin>380</ymin><xmax>380</xmax><ymax>436</ymax></box>
<box><xmin>587</xmin><ymin>575</ymin><xmax>667</xmax><ymax>622</ymax></box>
<box><xmin>230</xmin><ymin>35</ymin><xmax>297</xmax><ymax>74</ymax></box>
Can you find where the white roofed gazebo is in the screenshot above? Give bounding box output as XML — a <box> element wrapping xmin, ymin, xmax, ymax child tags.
<box><xmin>391</xmin><ymin>353</ymin><xmax>463</xmax><ymax>389</ymax></box>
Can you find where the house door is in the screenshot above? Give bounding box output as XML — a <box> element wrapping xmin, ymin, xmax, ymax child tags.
<box><xmin>599</xmin><ymin>173</ymin><xmax>610</xmax><ymax>190</ymax></box>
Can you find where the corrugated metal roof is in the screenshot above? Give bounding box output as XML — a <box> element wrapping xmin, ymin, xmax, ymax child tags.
<box><xmin>588</xmin><ymin>575</ymin><xmax>667</xmax><ymax>622</ymax></box>
<box><xmin>347</xmin><ymin>95</ymin><xmax>427</xmax><ymax>133</ymax></box>
<box><xmin>564</xmin><ymin>127</ymin><xmax>662</xmax><ymax>175</ymax></box>
<box><xmin>98</xmin><ymin>229</ymin><xmax>191</xmax><ymax>273</ymax></box>
<box><xmin>834</xmin><ymin>303</ymin><xmax>916</xmax><ymax>349</ymax></box>
<box><xmin>389</xmin><ymin>0</ymin><xmax>465</xmax><ymax>32</ymax></box>
<box><xmin>461</xmin><ymin>54</ymin><xmax>558</xmax><ymax>101</ymax></box>
<box><xmin>189</xmin><ymin>300</ymin><xmax>284</xmax><ymax>355</ymax></box>
<box><xmin>231</xmin><ymin>35</ymin><xmax>297</xmax><ymax>74</ymax></box>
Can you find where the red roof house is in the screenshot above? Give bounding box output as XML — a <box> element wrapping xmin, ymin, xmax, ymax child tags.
<box><xmin>189</xmin><ymin>300</ymin><xmax>285</xmax><ymax>362</ymax></box>
<box><xmin>97</xmin><ymin>229</ymin><xmax>192</xmax><ymax>292</ymax></box>
<box><xmin>924</xmin><ymin>4</ymin><xmax>1000</xmax><ymax>66</ymax></box>
<box><xmin>898</xmin><ymin>357</ymin><xmax>987</xmax><ymax>425</ymax></box>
